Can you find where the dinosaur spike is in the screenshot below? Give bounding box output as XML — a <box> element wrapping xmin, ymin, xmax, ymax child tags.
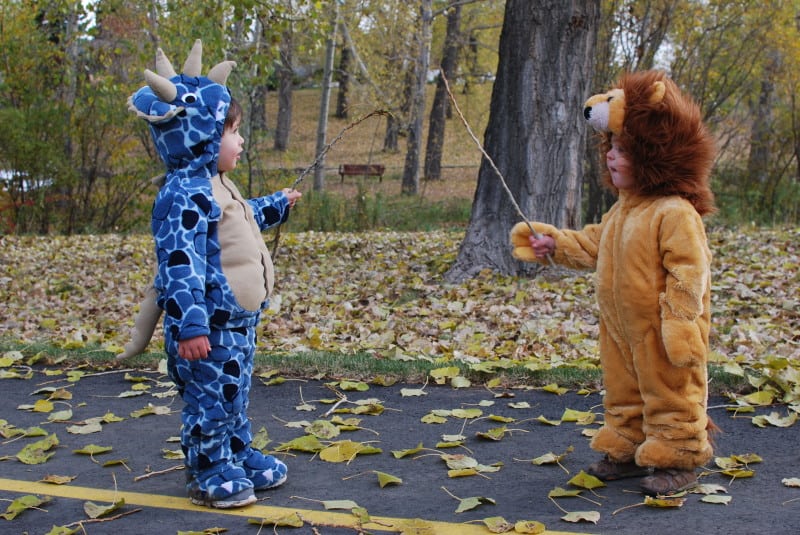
<box><xmin>144</xmin><ymin>68</ymin><xmax>177</xmax><ymax>103</ymax></box>
<box><xmin>154</xmin><ymin>48</ymin><xmax>177</xmax><ymax>79</ymax></box>
<box><xmin>207</xmin><ymin>60</ymin><xmax>237</xmax><ymax>85</ymax></box>
<box><xmin>183</xmin><ymin>39</ymin><xmax>202</xmax><ymax>77</ymax></box>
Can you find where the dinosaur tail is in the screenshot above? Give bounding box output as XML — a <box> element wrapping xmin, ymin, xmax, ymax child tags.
<box><xmin>117</xmin><ymin>285</ymin><xmax>162</xmax><ymax>359</ymax></box>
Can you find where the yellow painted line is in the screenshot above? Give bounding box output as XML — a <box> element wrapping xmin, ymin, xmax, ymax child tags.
<box><xmin>0</xmin><ymin>477</ymin><xmax>587</xmax><ymax>534</ymax></box>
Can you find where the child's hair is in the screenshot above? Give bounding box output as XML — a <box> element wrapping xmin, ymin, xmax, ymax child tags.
<box><xmin>225</xmin><ymin>97</ymin><xmax>242</xmax><ymax>131</ymax></box>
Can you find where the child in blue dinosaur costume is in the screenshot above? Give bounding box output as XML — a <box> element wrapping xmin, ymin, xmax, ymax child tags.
<box><xmin>127</xmin><ymin>40</ymin><xmax>300</xmax><ymax>508</ymax></box>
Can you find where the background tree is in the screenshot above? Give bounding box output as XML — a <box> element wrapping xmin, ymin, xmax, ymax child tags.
<box><xmin>335</xmin><ymin>31</ymin><xmax>352</xmax><ymax>119</ymax></box>
<box><xmin>446</xmin><ymin>0</ymin><xmax>600</xmax><ymax>281</ymax></box>
<box><xmin>584</xmin><ymin>0</ymin><xmax>678</xmax><ymax>222</ymax></box>
<box><xmin>400</xmin><ymin>0</ymin><xmax>433</xmax><ymax>195</ymax></box>
<box><xmin>424</xmin><ymin>1</ymin><xmax>462</xmax><ymax>182</ymax></box>
<box><xmin>668</xmin><ymin>1</ymin><xmax>791</xmax><ymax>222</ymax></box>
<box><xmin>274</xmin><ymin>17</ymin><xmax>295</xmax><ymax>152</ymax></box>
<box><xmin>313</xmin><ymin>1</ymin><xmax>339</xmax><ymax>191</ymax></box>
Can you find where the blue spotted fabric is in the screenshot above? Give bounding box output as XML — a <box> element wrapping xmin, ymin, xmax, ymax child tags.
<box><xmin>129</xmin><ymin>41</ymin><xmax>289</xmax><ymax>504</ymax></box>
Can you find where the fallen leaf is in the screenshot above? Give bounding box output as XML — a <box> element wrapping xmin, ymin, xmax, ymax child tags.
<box><xmin>84</xmin><ymin>498</ymin><xmax>125</xmax><ymax>518</ymax></box>
<box><xmin>1</xmin><ymin>494</ymin><xmax>52</xmax><ymax>520</ymax></box>
<box><xmin>561</xmin><ymin>511</ymin><xmax>600</xmax><ymax>524</ymax></box>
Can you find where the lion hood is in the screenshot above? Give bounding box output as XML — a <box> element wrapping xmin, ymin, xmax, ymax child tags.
<box><xmin>584</xmin><ymin>70</ymin><xmax>716</xmax><ymax>216</ymax></box>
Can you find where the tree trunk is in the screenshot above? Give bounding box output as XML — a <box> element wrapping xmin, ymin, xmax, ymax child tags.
<box><xmin>335</xmin><ymin>33</ymin><xmax>351</xmax><ymax>119</ymax></box>
<box><xmin>313</xmin><ymin>2</ymin><xmax>339</xmax><ymax>192</ymax></box>
<box><xmin>383</xmin><ymin>114</ymin><xmax>400</xmax><ymax>152</ymax></box>
<box><xmin>385</xmin><ymin>65</ymin><xmax>414</xmax><ymax>153</ymax></box>
<box><xmin>274</xmin><ymin>24</ymin><xmax>294</xmax><ymax>152</ymax></box>
<box><xmin>445</xmin><ymin>0</ymin><xmax>600</xmax><ymax>282</ymax></box>
<box><xmin>401</xmin><ymin>0</ymin><xmax>433</xmax><ymax>195</ymax></box>
<box><xmin>424</xmin><ymin>2</ymin><xmax>461</xmax><ymax>181</ymax></box>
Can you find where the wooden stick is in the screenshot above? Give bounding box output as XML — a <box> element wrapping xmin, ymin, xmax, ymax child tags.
<box><xmin>290</xmin><ymin>109</ymin><xmax>391</xmax><ymax>190</ymax></box>
<box><xmin>441</xmin><ymin>72</ymin><xmax>554</xmax><ymax>265</ymax></box>
<box><xmin>271</xmin><ymin>109</ymin><xmax>391</xmax><ymax>258</ymax></box>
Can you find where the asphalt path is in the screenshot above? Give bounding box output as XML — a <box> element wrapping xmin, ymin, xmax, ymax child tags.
<box><xmin>1</xmin><ymin>364</ymin><xmax>798</xmax><ymax>535</ymax></box>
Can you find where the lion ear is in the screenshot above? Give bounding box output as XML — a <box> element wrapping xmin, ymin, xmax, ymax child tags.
<box><xmin>649</xmin><ymin>81</ymin><xmax>666</xmax><ymax>104</ymax></box>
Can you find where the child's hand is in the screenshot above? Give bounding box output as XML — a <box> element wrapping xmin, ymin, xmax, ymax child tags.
<box><xmin>529</xmin><ymin>235</ymin><xmax>556</xmax><ymax>259</ymax></box>
<box><xmin>282</xmin><ymin>188</ymin><xmax>302</xmax><ymax>208</ymax></box>
<box><xmin>178</xmin><ymin>335</ymin><xmax>211</xmax><ymax>360</ymax></box>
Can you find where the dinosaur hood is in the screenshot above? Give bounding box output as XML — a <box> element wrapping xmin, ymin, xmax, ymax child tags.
<box><xmin>128</xmin><ymin>39</ymin><xmax>236</xmax><ymax>179</ymax></box>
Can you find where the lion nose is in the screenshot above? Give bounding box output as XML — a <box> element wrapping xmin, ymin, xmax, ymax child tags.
<box><xmin>583</xmin><ymin>106</ymin><xmax>592</xmax><ymax>120</ymax></box>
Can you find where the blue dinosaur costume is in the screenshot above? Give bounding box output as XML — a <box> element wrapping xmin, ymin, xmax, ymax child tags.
<box><xmin>127</xmin><ymin>40</ymin><xmax>288</xmax><ymax>508</ymax></box>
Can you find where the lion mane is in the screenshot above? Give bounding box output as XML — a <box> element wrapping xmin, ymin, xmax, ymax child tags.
<box><xmin>592</xmin><ymin>70</ymin><xmax>717</xmax><ymax>216</ymax></box>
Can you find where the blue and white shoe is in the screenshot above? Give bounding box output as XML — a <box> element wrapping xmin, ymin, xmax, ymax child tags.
<box><xmin>186</xmin><ymin>464</ymin><xmax>256</xmax><ymax>508</ymax></box>
<box><xmin>237</xmin><ymin>449</ymin><xmax>288</xmax><ymax>491</ymax></box>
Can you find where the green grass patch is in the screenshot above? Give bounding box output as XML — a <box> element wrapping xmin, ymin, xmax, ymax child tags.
<box><xmin>0</xmin><ymin>340</ymin><xmax>752</xmax><ymax>395</ymax></box>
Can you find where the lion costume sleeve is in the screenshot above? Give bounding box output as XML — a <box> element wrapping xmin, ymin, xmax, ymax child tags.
<box><xmin>511</xmin><ymin>70</ymin><xmax>717</xmax><ymax>472</ymax></box>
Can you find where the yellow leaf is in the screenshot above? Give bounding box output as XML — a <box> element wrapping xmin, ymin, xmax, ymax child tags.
<box><xmin>391</xmin><ymin>442</ymin><xmax>424</xmax><ymax>459</ymax></box>
<box><xmin>567</xmin><ymin>470</ymin><xmax>606</xmax><ymax>490</ymax></box>
<box><xmin>319</xmin><ymin>440</ymin><xmax>365</xmax><ymax>463</ymax></box>
<box><xmin>450</xmin><ymin>408</ymin><xmax>482</xmax><ymax>419</ymax></box>
<box><xmin>84</xmin><ymin>499</ymin><xmax>124</xmax><ymax>519</ymax></box>
<box><xmin>39</xmin><ymin>474</ymin><xmax>76</xmax><ymax>485</ymax></box>
<box><xmin>421</xmin><ymin>413</ymin><xmax>447</xmax><ymax>424</ymax></box>
<box><xmin>1</xmin><ymin>495</ymin><xmax>52</xmax><ymax>520</ymax></box>
<box><xmin>321</xmin><ymin>499</ymin><xmax>359</xmax><ymax>510</ymax></box>
<box><xmin>32</xmin><ymin>399</ymin><xmax>54</xmax><ymax>413</ymax></box>
<box><xmin>548</xmin><ymin>487</ymin><xmax>582</xmax><ymax>498</ymax></box>
<box><xmin>701</xmin><ymin>495</ymin><xmax>732</xmax><ymax>505</ymax></box>
<box><xmin>542</xmin><ymin>383</ymin><xmax>568</xmax><ymax>395</ymax></box>
<box><xmin>481</xmin><ymin>516</ymin><xmax>513</xmax><ymax>533</ymax></box>
<box><xmin>73</xmin><ymin>444</ymin><xmax>113</xmax><ymax>455</ymax></box>
<box><xmin>560</xmin><ymin>408</ymin><xmax>595</xmax><ymax>425</ymax></box>
<box><xmin>742</xmin><ymin>390</ymin><xmax>775</xmax><ymax>406</ymax></box>
<box><xmin>644</xmin><ymin>495</ymin><xmax>685</xmax><ymax>508</ymax></box>
<box><xmin>16</xmin><ymin>434</ymin><xmax>59</xmax><ymax>465</ymax></box>
<box><xmin>274</xmin><ymin>435</ymin><xmax>324</xmax><ymax>453</ymax></box>
<box><xmin>561</xmin><ymin>511</ymin><xmax>600</xmax><ymax>524</ymax></box>
<box><xmin>732</xmin><ymin>453</ymin><xmax>762</xmax><ymax>464</ymax></box>
<box><xmin>375</xmin><ymin>471</ymin><xmax>402</xmax><ymax>487</ymax></box>
<box><xmin>448</xmin><ymin>468</ymin><xmax>478</xmax><ymax>478</ymax></box>
<box><xmin>514</xmin><ymin>520</ymin><xmax>547</xmax><ymax>534</ymax></box>
<box><xmin>430</xmin><ymin>366</ymin><xmax>460</xmax><ymax>384</ymax></box>
<box><xmin>536</xmin><ymin>415</ymin><xmax>561</xmax><ymax>426</ymax></box>
<box><xmin>248</xmin><ymin>512</ymin><xmax>304</xmax><ymax>528</ymax></box>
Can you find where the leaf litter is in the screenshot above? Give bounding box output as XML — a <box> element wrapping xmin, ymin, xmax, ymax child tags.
<box><xmin>0</xmin><ymin>227</ymin><xmax>798</xmax><ymax>531</ymax></box>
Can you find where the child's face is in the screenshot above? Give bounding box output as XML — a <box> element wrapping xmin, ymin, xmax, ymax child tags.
<box><xmin>218</xmin><ymin>118</ymin><xmax>244</xmax><ymax>173</ymax></box>
<box><xmin>607</xmin><ymin>134</ymin><xmax>635</xmax><ymax>190</ymax></box>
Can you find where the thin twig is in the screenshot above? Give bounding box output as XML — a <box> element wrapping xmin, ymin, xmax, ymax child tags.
<box><xmin>291</xmin><ymin>110</ymin><xmax>391</xmax><ymax>190</ymax></box>
<box><xmin>271</xmin><ymin>109</ymin><xmax>391</xmax><ymax>258</ymax></box>
<box><xmin>64</xmin><ymin>508</ymin><xmax>143</xmax><ymax>527</ymax></box>
<box><xmin>441</xmin><ymin>71</ymin><xmax>554</xmax><ymax>266</ymax></box>
<box><xmin>133</xmin><ymin>464</ymin><xmax>184</xmax><ymax>482</ymax></box>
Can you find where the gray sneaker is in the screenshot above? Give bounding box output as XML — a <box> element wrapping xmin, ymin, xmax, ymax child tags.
<box><xmin>188</xmin><ymin>486</ymin><xmax>257</xmax><ymax>509</ymax></box>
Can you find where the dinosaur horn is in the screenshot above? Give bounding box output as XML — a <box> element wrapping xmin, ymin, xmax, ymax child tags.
<box><xmin>183</xmin><ymin>39</ymin><xmax>202</xmax><ymax>77</ymax></box>
<box><xmin>154</xmin><ymin>47</ymin><xmax>177</xmax><ymax>79</ymax></box>
<box><xmin>208</xmin><ymin>60</ymin><xmax>237</xmax><ymax>85</ymax></box>
<box><xmin>144</xmin><ymin>68</ymin><xmax>177</xmax><ymax>103</ymax></box>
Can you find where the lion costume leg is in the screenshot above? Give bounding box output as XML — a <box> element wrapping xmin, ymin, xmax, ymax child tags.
<box><xmin>590</xmin><ymin>322</ymin><xmax>645</xmax><ymax>463</ymax></box>
<box><xmin>633</xmin><ymin>329</ymin><xmax>713</xmax><ymax>470</ymax></box>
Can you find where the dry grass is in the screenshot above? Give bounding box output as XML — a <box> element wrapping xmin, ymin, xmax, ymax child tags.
<box><xmin>253</xmin><ymin>83</ymin><xmax>494</xmax><ymax>203</ymax></box>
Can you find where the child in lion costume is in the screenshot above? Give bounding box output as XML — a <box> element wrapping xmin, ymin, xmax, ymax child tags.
<box><xmin>511</xmin><ymin>70</ymin><xmax>717</xmax><ymax>495</ymax></box>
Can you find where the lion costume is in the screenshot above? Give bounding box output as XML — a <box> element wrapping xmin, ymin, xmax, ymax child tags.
<box><xmin>511</xmin><ymin>70</ymin><xmax>716</xmax><ymax>493</ymax></box>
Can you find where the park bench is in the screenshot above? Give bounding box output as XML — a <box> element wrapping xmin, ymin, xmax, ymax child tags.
<box><xmin>338</xmin><ymin>163</ymin><xmax>386</xmax><ymax>183</ymax></box>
